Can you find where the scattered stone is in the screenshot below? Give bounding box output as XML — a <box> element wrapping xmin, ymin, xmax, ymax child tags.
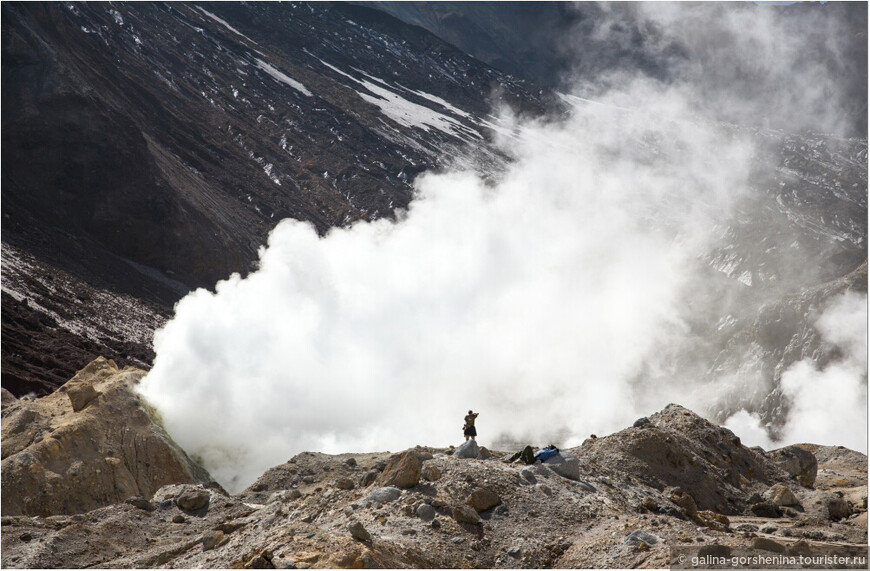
<box><xmin>366</xmin><ymin>487</ymin><xmax>401</xmax><ymax>504</ymax></box>
<box><xmin>421</xmin><ymin>464</ymin><xmax>442</xmax><ymax>482</ymax></box>
<box><xmin>542</xmin><ymin>452</ymin><xmax>580</xmax><ymax>481</ymax></box>
<box><xmin>760</xmin><ymin>525</ymin><xmax>777</xmax><ymax>534</ymax></box>
<box><xmin>431</xmin><ymin>519</ymin><xmax>441</xmax><ymax>530</ymax></box>
<box><xmin>334</xmin><ymin>478</ymin><xmax>355</xmax><ymax>490</ymax></box>
<box><xmin>176</xmin><ymin>488</ymin><xmax>210</xmax><ymax>512</ymax></box>
<box><xmin>451</xmin><ymin>537</ymin><xmax>465</xmax><ymax>544</ymax></box>
<box><xmin>344</xmin><ymin>458</ymin><xmax>357</xmax><ymax>468</ymax></box>
<box><xmin>641</xmin><ymin>497</ymin><xmax>659</xmax><ymax>512</ymax></box>
<box><xmin>536</xmin><ymin>483</ymin><xmax>553</xmax><ymax>496</ymax></box>
<box><xmin>172</xmin><ymin>515</ymin><xmax>186</xmax><ymax>523</ymax></box>
<box><xmin>633</xmin><ymin>417</ymin><xmax>652</xmax><ymax>428</ymax></box>
<box><xmin>301</xmin><ymin>476</ymin><xmax>315</xmax><ymax>484</ymax></box>
<box><xmin>764</xmin><ymin>484</ymin><xmax>799</xmax><ymax>507</ymax></box>
<box><xmin>623</xmin><ymin>530</ymin><xmax>659</xmax><ymax>546</ymax></box>
<box><xmin>246</xmin><ymin>555</ymin><xmax>274</xmax><ymax>569</ymax></box>
<box><xmin>507</xmin><ymin>546</ymin><xmax>522</xmax><ymax>558</ymax></box>
<box><xmin>751</xmin><ymin>537</ymin><xmax>786</xmax><ymax>553</ymax></box>
<box><xmin>453</xmin><ymin>440</ymin><xmax>480</xmax><ymax>459</ymax></box>
<box><xmin>452</xmin><ymin>504</ymin><xmax>481</xmax><ymax>524</ymax></box>
<box><xmin>347</xmin><ymin>521</ymin><xmax>371</xmax><ymax>542</ymax></box>
<box><xmin>288</xmin><ymin>490</ymin><xmax>302</xmax><ymax>500</ymax></box>
<box><xmin>360</xmin><ymin>471</ymin><xmax>378</xmax><ymax>487</ymax></box>
<box><xmin>19</xmin><ymin>533</ymin><xmax>32</xmax><ymax>543</ymax></box>
<box><xmin>466</xmin><ymin>487</ymin><xmax>501</xmax><ymax>512</ymax></box>
<box><xmin>750</xmin><ymin>502</ymin><xmax>782</xmax><ymax>518</ymax></box>
<box><xmin>826</xmin><ymin>494</ymin><xmax>852</xmax><ymax>521</ymax></box>
<box><xmin>376</xmin><ymin>451</ymin><xmax>422</xmax><ymax>488</ymax></box>
<box><xmin>696</xmin><ymin>510</ymin><xmax>730</xmax><ymax>531</ymax></box>
<box><xmin>666</xmin><ymin>487</ymin><xmax>698</xmax><ymax>519</ymax></box>
<box><xmin>520</xmin><ymin>469</ymin><xmax>537</xmax><ymax>485</ymax></box>
<box><xmin>401</xmin><ymin>528</ymin><xmax>416</xmax><ymax>536</ymax></box>
<box><xmin>125</xmin><ymin>496</ymin><xmax>154</xmax><ymax>511</ymax></box>
<box><xmin>202</xmin><ymin>530</ymin><xmax>225</xmax><ymax>551</ymax></box>
<box><xmin>478</xmin><ymin>447</ymin><xmax>492</xmax><ymax>460</ymax></box>
<box><xmin>416</xmin><ymin>504</ymin><xmax>436</xmax><ymax>521</ymax></box>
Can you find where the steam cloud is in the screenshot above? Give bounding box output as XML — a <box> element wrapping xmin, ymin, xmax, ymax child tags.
<box><xmin>725</xmin><ymin>291</ymin><xmax>868</xmax><ymax>453</ymax></box>
<box><xmin>138</xmin><ymin>3</ymin><xmax>866</xmax><ymax>492</ymax></box>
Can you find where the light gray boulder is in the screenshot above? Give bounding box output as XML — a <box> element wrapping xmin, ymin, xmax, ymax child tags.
<box><xmin>366</xmin><ymin>486</ymin><xmax>401</xmax><ymax>504</ymax></box>
<box><xmin>453</xmin><ymin>440</ymin><xmax>480</xmax><ymax>459</ymax></box>
<box><xmin>543</xmin><ymin>452</ymin><xmax>580</xmax><ymax>481</ymax></box>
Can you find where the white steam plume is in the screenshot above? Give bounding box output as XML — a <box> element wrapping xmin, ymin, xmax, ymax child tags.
<box><xmin>726</xmin><ymin>291</ymin><xmax>868</xmax><ymax>453</ymax></box>
<box><xmin>138</xmin><ymin>4</ymin><xmax>866</xmax><ymax>493</ymax></box>
<box><xmin>138</xmin><ymin>82</ymin><xmax>757</xmax><ymax>492</ymax></box>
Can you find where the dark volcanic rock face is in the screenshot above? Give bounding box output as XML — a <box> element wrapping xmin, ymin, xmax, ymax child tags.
<box><xmin>2</xmin><ymin>1</ymin><xmax>547</xmax><ymax>395</ymax></box>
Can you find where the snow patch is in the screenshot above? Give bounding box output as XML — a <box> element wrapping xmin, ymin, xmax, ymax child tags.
<box><xmin>256</xmin><ymin>59</ymin><xmax>312</xmax><ymax>97</ymax></box>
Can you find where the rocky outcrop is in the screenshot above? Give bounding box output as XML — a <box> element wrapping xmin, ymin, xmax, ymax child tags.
<box><xmin>0</xmin><ymin>358</ymin><xmax>213</xmax><ymax>516</ymax></box>
<box><xmin>768</xmin><ymin>445</ymin><xmax>818</xmax><ymax>487</ymax></box>
<box><xmin>577</xmin><ymin>404</ymin><xmax>785</xmax><ymax>514</ymax></box>
<box><xmin>376</xmin><ymin>451</ymin><xmax>422</xmax><ymax>489</ymax></box>
<box><xmin>1</xmin><ymin>402</ymin><xmax>866</xmax><ymax>569</ymax></box>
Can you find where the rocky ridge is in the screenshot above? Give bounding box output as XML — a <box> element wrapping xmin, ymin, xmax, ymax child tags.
<box><xmin>1</xmin><ymin>360</ymin><xmax>866</xmax><ymax>568</ymax></box>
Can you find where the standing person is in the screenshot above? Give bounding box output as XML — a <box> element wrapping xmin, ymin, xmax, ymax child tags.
<box><xmin>463</xmin><ymin>410</ymin><xmax>479</xmax><ymax>441</ymax></box>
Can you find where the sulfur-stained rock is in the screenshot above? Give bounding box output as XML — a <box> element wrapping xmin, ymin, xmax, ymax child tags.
<box><xmin>0</xmin><ymin>358</ymin><xmax>212</xmax><ymax>516</ymax></box>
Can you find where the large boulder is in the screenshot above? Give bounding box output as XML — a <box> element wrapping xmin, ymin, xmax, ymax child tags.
<box><xmin>0</xmin><ymin>358</ymin><xmax>213</xmax><ymax>516</ymax></box>
<box><xmin>763</xmin><ymin>484</ymin><xmax>799</xmax><ymax>507</ymax></box>
<box><xmin>543</xmin><ymin>452</ymin><xmax>580</xmax><ymax>480</ymax></box>
<box><xmin>466</xmin><ymin>487</ymin><xmax>501</xmax><ymax>512</ymax></box>
<box><xmin>768</xmin><ymin>445</ymin><xmax>818</xmax><ymax>487</ymax></box>
<box><xmin>376</xmin><ymin>450</ymin><xmax>422</xmax><ymax>488</ymax></box>
<box><xmin>453</xmin><ymin>440</ymin><xmax>480</xmax><ymax>459</ymax></box>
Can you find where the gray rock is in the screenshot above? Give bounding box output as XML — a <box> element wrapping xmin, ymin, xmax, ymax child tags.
<box><xmin>416</xmin><ymin>504</ymin><xmax>436</xmax><ymax>521</ymax></box>
<box><xmin>633</xmin><ymin>417</ymin><xmax>652</xmax><ymax>428</ymax></box>
<box><xmin>421</xmin><ymin>464</ymin><xmax>442</xmax><ymax>482</ymax></box>
<box><xmin>451</xmin><ymin>536</ymin><xmax>465</xmax><ymax>544</ymax></box>
<box><xmin>172</xmin><ymin>514</ymin><xmax>186</xmax><ymax>523</ymax></box>
<box><xmin>366</xmin><ymin>486</ymin><xmax>401</xmax><ymax>504</ymax></box>
<box><xmin>520</xmin><ymin>469</ymin><xmax>537</xmax><ymax>484</ymax></box>
<box><xmin>176</xmin><ymin>488</ymin><xmax>210</xmax><ymax>512</ymax></box>
<box><xmin>507</xmin><ymin>546</ymin><xmax>522</xmax><ymax>558</ymax></box>
<box><xmin>624</xmin><ymin>530</ymin><xmax>660</xmax><ymax>546</ymax></box>
<box><xmin>360</xmin><ymin>470</ymin><xmax>378</xmax><ymax>487</ymax></box>
<box><xmin>202</xmin><ymin>530</ymin><xmax>224</xmax><ymax>551</ymax></box>
<box><xmin>750</xmin><ymin>502</ymin><xmax>782</xmax><ymax>518</ymax></box>
<box><xmin>344</xmin><ymin>458</ymin><xmax>357</xmax><ymax>468</ymax></box>
<box><xmin>763</xmin><ymin>484</ymin><xmax>799</xmax><ymax>507</ymax></box>
<box><xmin>125</xmin><ymin>496</ymin><xmax>153</xmax><ymax>511</ymax></box>
<box><xmin>478</xmin><ymin>447</ymin><xmax>492</xmax><ymax>460</ymax></box>
<box><xmin>752</xmin><ymin>537</ymin><xmax>786</xmax><ymax>553</ymax></box>
<box><xmin>452</xmin><ymin>504</ymin><xmax>481</xmax><ymax>524</ymax></box>
<box><xmin>826</xmin><ymin>494</ymin><xmax>852</xmax><ymax>521</ymax></box>
<box><xmin>454</xmin><ymin>440</ymin><xmax>480</xmax><ymax>459</ymax></box>
<box><xmin>536</xmin><ymin>483</ymin><xmax>552</xmax><ymax>496</ymax></box>
<box><xmin>431</xmin><ymin>519</ymin><xmax>441</xmax><ymax>529</ymax></box>
<box><xmin>760</xmin><ymin>525</ymin><xmax>777</xmax><ymax>534</ymax></box>
<box><xmin>347</xmin><ymin>521</ymin><xmax>371</xmax><ymax>542</ymax></box>
<box><xmin>246</xmin><ymin>555</ymin><xmax>273</xmax><ymax>569</ymax></box>
<box><xmin>543</xmin><ymin>452</ymin><xmax>580</xmax><ymax>481</ymax></box>
<box><xmin>334</xmin><ymin>478</ymin><xmax>355</xmax><ymax>490</ymax></box>
<box><xmin>768</xmin><ymin>446</ymin><xmax>817</xmax><ymax>487</ymax></box>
